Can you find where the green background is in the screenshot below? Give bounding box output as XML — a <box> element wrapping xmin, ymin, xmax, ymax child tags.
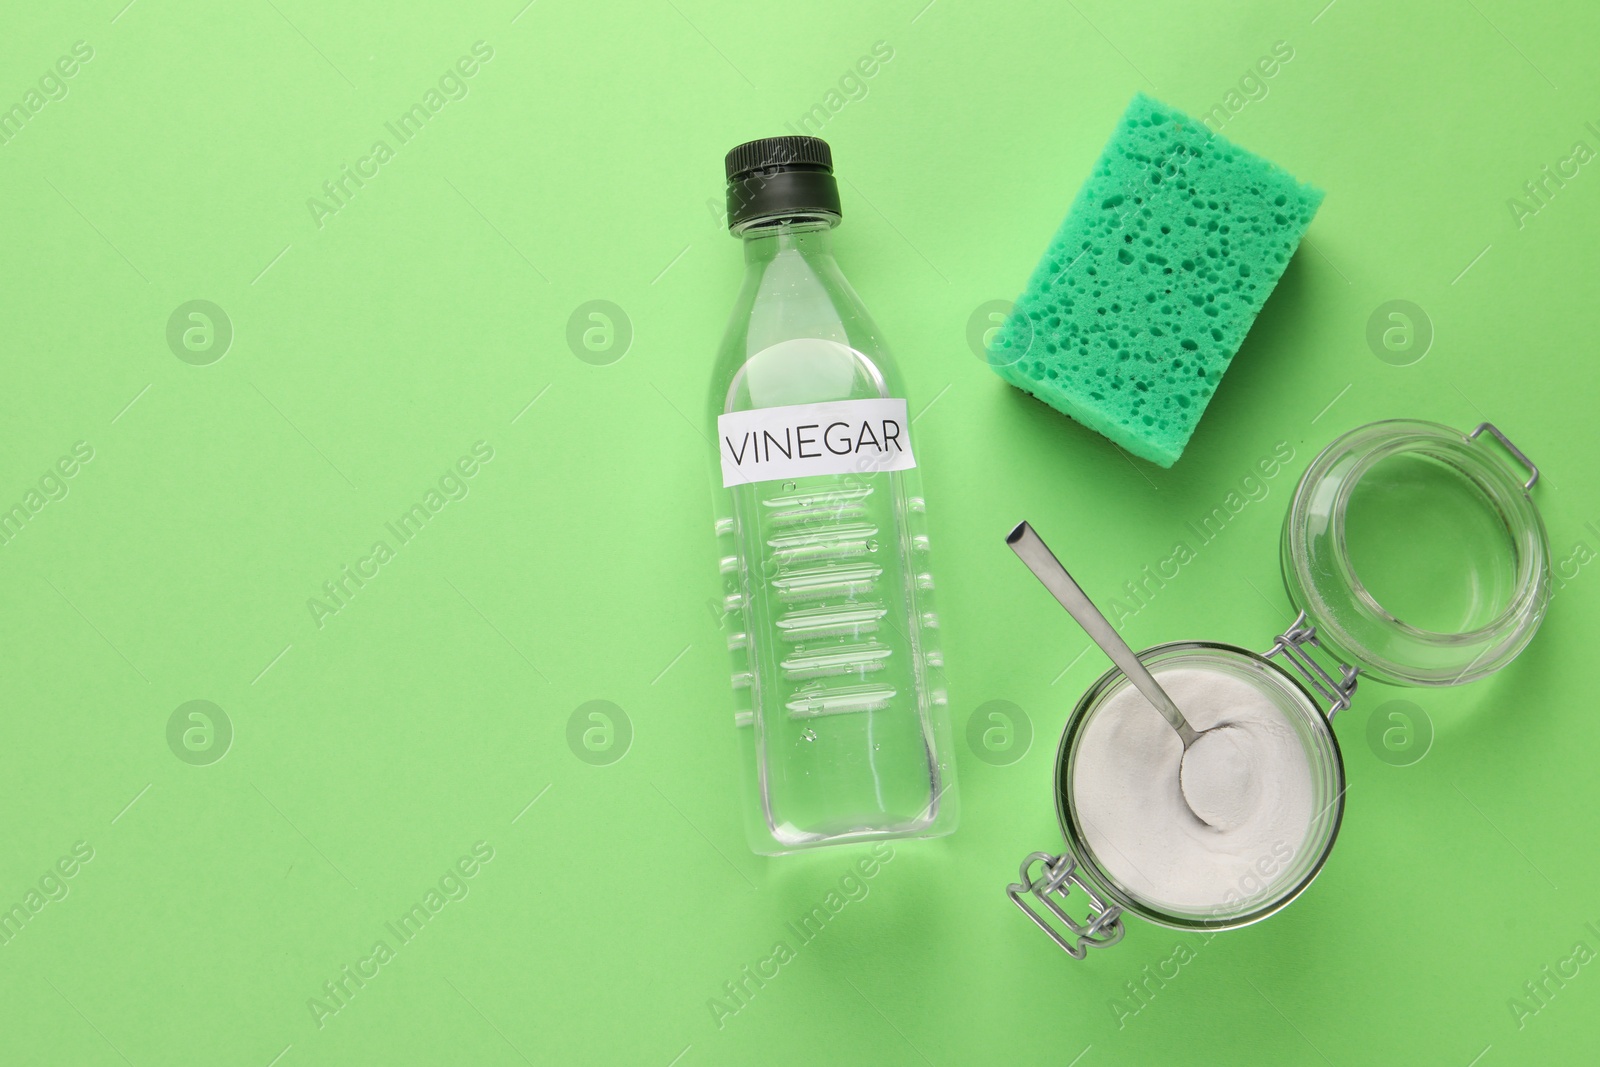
<box><xmin>3</xmin><ymin>0</ymin><xmax>1597</xmax><ymax>1063</ymax></box>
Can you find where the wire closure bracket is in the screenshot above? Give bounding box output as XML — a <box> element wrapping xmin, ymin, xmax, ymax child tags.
<box><xmin>1266</xmin><ymin>611</ymin><xmax>1359</xmax><ymax>719</ymax></box>
<box><xmin>1470</xmin><ymin>422</ymin><xmax>1539</xmax><ymax>491</ymax></box>
<box><xmin>1007</xmin><ymin>851</ymin><xmax>1125</xmax><ymax>959</ymax></box>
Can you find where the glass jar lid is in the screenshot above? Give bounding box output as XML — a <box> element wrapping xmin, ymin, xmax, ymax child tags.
<box><xmin>1281</xmin><ymin>420</ymin><xmax>1550</xmax><ymax>687</ymax></box>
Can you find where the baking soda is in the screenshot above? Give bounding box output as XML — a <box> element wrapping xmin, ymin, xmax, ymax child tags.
<box><xmin>1072</xmin><ymin>666</ymin><xmax>1316</xmax><ymax>912</ymax></box>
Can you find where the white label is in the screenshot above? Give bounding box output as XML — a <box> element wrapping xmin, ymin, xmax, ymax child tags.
<box><xmin>717</xmin><ymin>398</ymin><xmax>915</xmax><ymax>488</ymax></box>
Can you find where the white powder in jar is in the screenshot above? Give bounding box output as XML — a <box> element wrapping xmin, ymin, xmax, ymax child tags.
<box><xmin>1070</xmin><ymin>665</ymin><xmax>1319</xmax><ymax>913</ymax></box>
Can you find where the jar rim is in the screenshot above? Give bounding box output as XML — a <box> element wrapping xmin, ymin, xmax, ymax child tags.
<box><xmin>1054</xmin><ymin>641</ymin><xmax>1346</xmax><ymax>931</ymax></box>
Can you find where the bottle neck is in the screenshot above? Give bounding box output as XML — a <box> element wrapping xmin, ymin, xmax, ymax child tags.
<box><xmin>739</xmin><ymin>218</ymin><xmax>838</xmax><ymax>268</ymax></box>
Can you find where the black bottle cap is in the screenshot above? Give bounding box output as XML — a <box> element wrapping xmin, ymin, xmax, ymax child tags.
<box><xmin>724</xmin><ymin>136</ymin><xmax>841</xmax><ymax>232</ymax></box>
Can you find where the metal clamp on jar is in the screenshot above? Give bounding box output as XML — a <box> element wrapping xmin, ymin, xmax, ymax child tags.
<box><xmin>1007</xmin><ymin>420</ymin><xmax>1551</xmax><ymax>958</ymax></box>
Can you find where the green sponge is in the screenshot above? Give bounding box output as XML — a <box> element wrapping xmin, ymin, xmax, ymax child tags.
<box><xmin>988</xmin><ymin>92</ymin><xmax>1323</xmax><ymax>467</ymax></box>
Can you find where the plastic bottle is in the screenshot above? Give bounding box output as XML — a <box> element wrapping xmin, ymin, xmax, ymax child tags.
<box><xmin>707</xmin><ymin>136</ymin><xmax>957</xmax><ymax>854</ymax></box>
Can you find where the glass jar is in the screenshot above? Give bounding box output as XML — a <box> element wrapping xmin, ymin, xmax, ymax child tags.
<box><xmin>1009</xmin><ymin>421</ymin><xmax>1551</xmax><ymax>958</ymax></box>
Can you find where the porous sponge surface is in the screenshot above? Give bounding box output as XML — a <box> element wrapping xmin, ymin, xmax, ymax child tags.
<box><xmin>989</xmin><ymin>92</ymin><xmax>1323</xmax><ymax>467</ymax></box>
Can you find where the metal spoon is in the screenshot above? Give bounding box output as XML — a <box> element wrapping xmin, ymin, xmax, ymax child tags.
<box><xmin>1006</xmin><ymin>521</ymin><xmax>1200</xmax><ymax>747</ymax></box>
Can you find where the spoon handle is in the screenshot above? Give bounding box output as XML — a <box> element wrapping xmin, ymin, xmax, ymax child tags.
<box><xmin>1006</xmin><ymin>521</ymin><xmax>1199</xmax><ymax>747</ymax></box>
